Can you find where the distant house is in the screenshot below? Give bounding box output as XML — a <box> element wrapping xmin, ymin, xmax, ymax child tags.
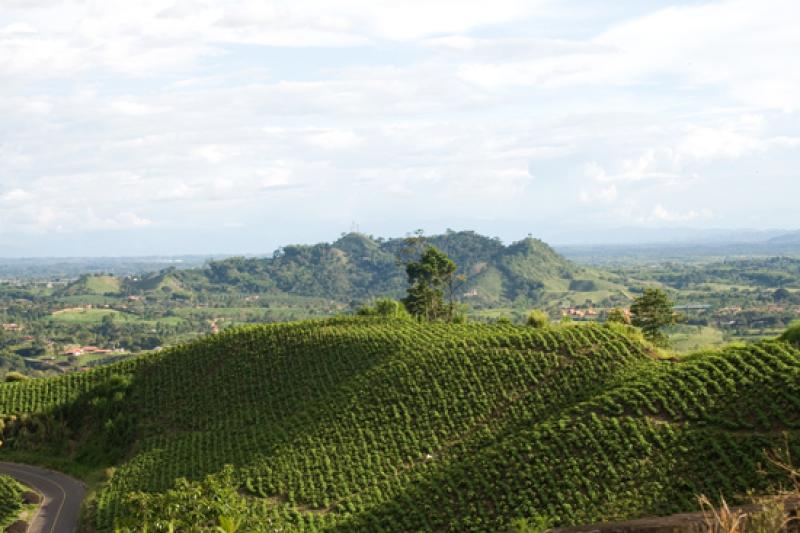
<box><xmin>81</xmin><ymin>346</ymin><xmax>113</xmax><ymax>354</ymax></box>
<box><xmin>1</xmin><ymin>323</ymin><xmax>21</xmax><ymax>332</ymax></box>
<box><xmin>673</xmin><ymin>304</ymin><xmax>712</xmax><ymax>311</ymax></box>
<box><xmin>63</xmin><ymin>346</ymin><xmax>113</xmax><ymax>357</ymax></box>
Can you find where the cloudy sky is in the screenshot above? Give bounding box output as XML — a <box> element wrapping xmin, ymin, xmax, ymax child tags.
<box><xmin>1</xmin><ymin>0</ymin><xmax>798</xmax><ymax>256</ymax></box>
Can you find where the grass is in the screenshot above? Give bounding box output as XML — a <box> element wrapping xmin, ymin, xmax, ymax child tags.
<box><xmin>83</xmin><ymin>276</ymin><xmax>121</xmax><ymax>295</ymax></box>
<box><xmin>667</xmin><ymin>325</ymin><xmax>727</xmax><ymax>352</ymax></box>
<box><xmin>50</xmin><ymin>308</ymin><xmax>140</xmax><ymax>324</ymax></box>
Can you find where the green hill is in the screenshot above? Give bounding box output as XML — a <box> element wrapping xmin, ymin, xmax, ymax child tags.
<box><xmin>0</xmin><ymin>319</ymin><xmax>797</xmax><ymax>531</ymax></box>
<box><xmin>60</xmin><ymin>274</ymin><xmax>122</xmax><ymax>295</ymax></box>
<box><xmin>126</xmin><ymin>269</ymin><xmax>189</xmax><ymax>298</ymax></box>
<box><xmin>189</xmin><ymin>231</ymin><xmax>625</xmax><ymax>307</ymax></box>
<box><xmin>51</xmin><ymin>232</ymin><xmax>629</xmax><ymax>310</ymax></box>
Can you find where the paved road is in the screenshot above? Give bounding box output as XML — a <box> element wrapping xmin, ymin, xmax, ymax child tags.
<box><xmin>0</xmin><ymin>462</ymin><xmax>85</xmax><ymax>533</ymax></box>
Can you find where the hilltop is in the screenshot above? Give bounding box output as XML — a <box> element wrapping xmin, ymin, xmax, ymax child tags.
<box><xmin>60</xmin><ymin>274</ymin><xmax>122</xmax><ymax>296</ymax></box>
<box><xmin>178</xmin><ymin>231</ymin><xmax>627</xmax><ymax>308</ymax></box>
<box><xmin>0</xmin><ymin>318</ymin><xmax>797</xmax><ymax>530</ymax></box>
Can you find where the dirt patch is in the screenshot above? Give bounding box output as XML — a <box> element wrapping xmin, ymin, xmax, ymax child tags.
<box><xmin>5</xmin><ymin>520</ymin><xmax>28</xmax><ymax>533</ymax></box>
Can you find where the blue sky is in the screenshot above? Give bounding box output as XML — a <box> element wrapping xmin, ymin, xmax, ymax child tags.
<box><xmin>0</xmin><ymin>0</ymin><xmax>798</xmax><ymax>256</ymax></box>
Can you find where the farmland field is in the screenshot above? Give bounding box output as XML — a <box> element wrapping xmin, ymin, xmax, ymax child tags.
<box><xmin>50</xmin><ymin>308</ymin><xmax>141</xmax><ymax>324</ymax></box>
<box><xmin>0</xmin><ymin>318</ymin><xmax>797</xmax><ymax>531</ymax></box>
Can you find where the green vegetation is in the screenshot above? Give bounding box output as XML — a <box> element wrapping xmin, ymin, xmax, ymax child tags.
<box><xmin>606</xmin><ymin>307</ymin><xmax>630</xmax><ymax>325</ymax></box>
<box><xmin>0</xmin><ymin>475</ymin><xmax>23</xmax><ymax>527</ymax></box>
<box><xmin>62</xmin><ymin>275</ymin><xmax>122</xmax><ymax>296</ymax></box>
<box><xmin>780</xmin><ymin>321</ymin><xmax>800</xmax><ymax>346</ymax></box>
<box><xmin>4</xmin><ymin>232</ymin><xmax>799</xmax><ymax>383</ymax></box>
<box><xmin>3</xmin><ymin>372</ymin><xmax>28</xmax><ymax>383</ymax></box>
<box><xmin>631</xmin><ymin>288</ymin><xmax>680</xmax><ymax>346</ymax></box>
<box><xmin>0</xmin><ymin>318</ymin><xmax>797</xmax><ymax>531</ymax></box>
<box><xmin>403</xmin><ymin>245</ymin><xmax>458</xmax><ymax>321</ymax></box>
<box><xmin>667</xmin><ymin>325</ymin><xmax>727</xmax><ymax>352</ymax></box>
<box><xmin>50</xmin><ymin>308</ymin><xmax>140</xmax><ymax>325</ymax></box>
<box><xmin>189</xmin><ymin>231</ymin><xmax>619</xmax><ymax>308</ymax></box>
<box><xmin>356</xmin><ymin>298</ymin><xmax>411</xmax><ymax>319</ymax></box>
<box><xmin>525</xmin><ymin>310</ymin><xmax>549</xmax><ymax>328</ymax></box>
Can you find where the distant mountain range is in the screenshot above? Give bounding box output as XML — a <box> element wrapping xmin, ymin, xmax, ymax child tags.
<box><xmin>769</xmin><ymin>230</ymin><xmax>800</xmax><ymax>245</ymax></box>
<box><xmin>551</xmin><ymin>227</ymin><xmax>793</xmax><ymax>246</ymax></box>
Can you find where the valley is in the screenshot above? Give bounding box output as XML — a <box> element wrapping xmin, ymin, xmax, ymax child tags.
<box><xmin>2</xmin><ymin>232</ymin><xmax>799</xmax><ymax>380</ymax></box>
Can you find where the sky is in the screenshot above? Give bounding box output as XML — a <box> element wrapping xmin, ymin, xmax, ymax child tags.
<box><xmin>1</xmin><ymin>0</ymin><xmax>799</xmax><ymax>256</ymax></box>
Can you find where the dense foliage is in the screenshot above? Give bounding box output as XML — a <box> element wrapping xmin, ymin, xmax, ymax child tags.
<box><xmin>188</xmin><ymin>231</ymin><xmax>602</xmax><ymax>307</ymax></box>
<box><xmin>403</xmin><ymin>246</ymin><xmax>458</xmax><ymax>321</ymax></box>
<box><xmin>0</xmin><ymin>319</ymin><xmax>798</xmax><ymax>531</ymax></box>
<box><xmin>630</xmin><ymin>288</ymin><xmax>679</xmax><ymax>345</ymax></box>
<box><xmin>0</xmin><ymin>475</ymin><xmax>23</xmax><ymax>527</ymax></box>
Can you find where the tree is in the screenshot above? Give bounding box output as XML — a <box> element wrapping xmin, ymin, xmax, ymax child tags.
<box><xmin>526</xmin><ymin>310</ymin><xmax>549</xmax><ymax>328</ymax></box>
<box><xmin>403</xmin><ymin>246</ymin><xmax>458</xmax><ymax>321</ymax></box>
<box><xmin>774</xmin><ymin>288</ymin><xmax>792</xmax><ymax>303</ymax></box>
<box><xmin>780</xmin><ymin>321</ymin><xmax>800</xmax><ymax>347</ymax></box>
<box><xmin>630</xmin><ymin>288</ymin><xmax>678</xmax><ymax>345</ymax></box>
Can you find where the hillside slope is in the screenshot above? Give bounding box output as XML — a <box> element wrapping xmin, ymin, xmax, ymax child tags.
<box><xmin>183</xmin><ymin>231</ymin><xmax>625</xmax><ymax>307</ymax></box>
<box><xmin>60</xmin><ymin>274</ymin><xmax>122</xmax><ymax>295</ymax></box>
<box><xmin>0</xmin><ymin>320</ymin><xmax>797</xmax><ymax>531</ymax></box>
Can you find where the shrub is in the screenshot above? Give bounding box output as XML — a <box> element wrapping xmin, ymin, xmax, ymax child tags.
<box><xmin>779</xmin><ymin>321</ymin><xmax>800</xmax><ymax>347</ymax></box>
<box><xmin>4</xmin><ymin>372</ymin><xmax>29</xmax><ymax>383</ymax></box>
<box><xmin>568</xmin><ymin>280</ymin><xmax>598</xmax><ymax>292</ymax></box>
<box><xmin>526</xmin><ymin>310</ymin><xmax>549</xmax><ymax>328</ymax></box>
<box><xmin>606</xmin><ymin>308</ymin><xmax>630</xmax><ymax>325</ymax></box>
<box><xmin>357</xmin><ymin>298</ymin><xmax>412</xmax><ymax>320</ymax></box>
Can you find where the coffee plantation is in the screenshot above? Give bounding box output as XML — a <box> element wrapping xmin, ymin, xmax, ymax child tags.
<box><xmin>0</xmin><ymin>318</ymin><xmax>797</xmax><ymax>531</ymax></box>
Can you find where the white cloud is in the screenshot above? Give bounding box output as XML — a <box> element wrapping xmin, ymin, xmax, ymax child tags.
<box><xmin>579</xmin><ymin>184</ymin><xmax>617</xmax><ymax>204</ymax></box>
<box><xmin>1</xmin><ymin>1</ymin><xmax>799</xmax><ymax>251</ymax></box>
<box><xmin>0</xmin><ymin>188</ymin><xmax>32</xmax><ymax>203</ymax></box>
<box><xmin>192</xmin><ymin>145</ymin><xmax>241</xmax><ymax>164</ymax></box>
<box><xmin>304</xmin><ymin>129</ymin><xmax>363</xmax><ymax>151</ymax></box>
<box><xmin>110</xmin><ymin>212</ymin><xmax>153</xmax><ymax>228</ymax></box>
<box><xmin>650</xmin><ymin>205</ymin><xmax>713</xmax><ymax>223</ymax></box>
<box><xmin>110</xmin><ymin>99</ymin><xmax>170</xmax><ymax>116</ymax></box>
<box><xmin>156</xmin><ymin>183</ymin><xmax>199</xmax><ymax>201</ymax></box>
<box><xmin>450</xmin><ymin>0</ymin><xmax>800</xmax><ymax>112</ymax></box>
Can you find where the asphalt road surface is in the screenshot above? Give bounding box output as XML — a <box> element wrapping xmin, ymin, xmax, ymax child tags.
<box><xmin>0</xmin><ymin>462</ymin><xmax>85</xmax><ymax>533</ymax></box>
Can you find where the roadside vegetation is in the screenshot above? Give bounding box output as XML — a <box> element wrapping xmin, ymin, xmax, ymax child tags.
<box><xmin>0</xmin><ymin>475</ymin><xmax>23</xmax><ymax>528</ymax></box>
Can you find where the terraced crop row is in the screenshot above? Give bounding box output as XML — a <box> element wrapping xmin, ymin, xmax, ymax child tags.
<box><xmin>0</xmin><ymin>318</ymin><xmax>798</xmax><ymax>531</ymax></box>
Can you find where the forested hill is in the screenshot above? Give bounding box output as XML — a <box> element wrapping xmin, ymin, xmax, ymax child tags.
<box><xmin>176</xmin><ymin>231</ymin><xmax>621</xmax><ymax>306</ymax></box>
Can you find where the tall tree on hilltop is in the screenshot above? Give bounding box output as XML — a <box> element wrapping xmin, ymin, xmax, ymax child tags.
<box><xmin>630</xmin><ymin>288</ymin><xmax>679</xmax><ymax>346</ymax></box>
<box><xmin>403</xmin><ymin>246</ymin><xmax>458</xmax><ymax>321</ymax></box>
